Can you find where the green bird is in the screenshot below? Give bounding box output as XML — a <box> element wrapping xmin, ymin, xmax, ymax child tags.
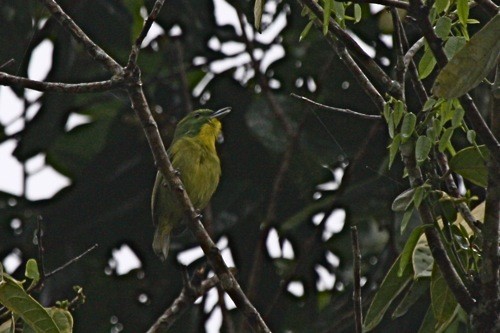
<box><xmin>151</xmin><ymin>107</ymin><xmax>231</xmax><ymax>261</ymax></box>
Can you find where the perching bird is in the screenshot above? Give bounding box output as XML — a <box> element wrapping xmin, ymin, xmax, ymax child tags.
<box><xmin>151</xmin><ymin>107</ymin><xmax>231</xmax><ymax>261</ymax></box>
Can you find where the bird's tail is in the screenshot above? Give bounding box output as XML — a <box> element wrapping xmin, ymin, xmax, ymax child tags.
<box><xmin>153</xmin><ymin>227</ymin><xmax>170</xmax><ymax>261</ymax></box>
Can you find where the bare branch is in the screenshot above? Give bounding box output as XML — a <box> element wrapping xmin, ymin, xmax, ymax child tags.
<box><xmin>127</xmin><ymin>0</ymin><xmax>166</xmax><ymax>68</ymax></box>
<box><xmin>351</xmin><ymin>226</ymin><xmax>363</xmax><ymax>333</ymax></box>
<box><xmin>38</xmin><ymin>0</ymin><xmax>123</xmax><ymax>75</ymax></box>
<box><xmin>291</xmin><ymin>93</ymin><xmax>382</xmax><ymax>120</ymax></box>
<box><xmin>147</xmin><ymin>270</ymin><xmax>222</xmax><ymax>333</ymax></box>
<box><xmin>337</xmin><ymin>0</ymin><xmax>410</xmax><ymax>9</ymax></box>
<box><xmin>0</xmin><ymin>59</ymin><xmax>14</xmax><ymax>70</ymax></box>
<box><xmin>403</xmin><ymin>38</ymin><xmax>425</xmax><ymax>69</ymax></box>
<box><xmin>45</xmin><ymin>244</ymin><xmax>98</xmax><ymax>277</ymax></box>
<box><xmin>0</xmin><ymin>72</ymin><xmax>122</xmax><ymax>93</ymax></box>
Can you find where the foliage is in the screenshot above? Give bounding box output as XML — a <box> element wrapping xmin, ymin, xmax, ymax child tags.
<box><xmin>0</xmin><ymin>0</ymin><xmax>497</xmax><ymax>332</ymax></box>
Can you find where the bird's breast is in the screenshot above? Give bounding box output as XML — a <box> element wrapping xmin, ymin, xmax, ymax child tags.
<box><xmin>170</xmin><ymin>138</ymin><xmax>221</xmax><ymax>209</ymax></box>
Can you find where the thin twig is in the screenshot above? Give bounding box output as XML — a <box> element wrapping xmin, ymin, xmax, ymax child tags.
<box><xmin>0</xmin><ymin>59</ymin><xmax>14</xmax><ymax>70</ymax></box>
<box><xmin>0</xmin><ymin>72</ymin><xmax>122</xmax><ymax>93</ymax></box>
<box><xmin>391</xmin><ymin>7</ymin><xmax>406</xmax><ymax>100</ymax></box>
<box><xmin>38</xmin><ymin>0</ymin><xmax>123</xmax><ymax>75</ymax></box>
<box><xmin>127</xmin><ymin>0</ymin><xmax>166</xmax><ymax>68</ymax></box>
<box><xmin>291</xmin><ymin>93</ymin><xmax>382</xmax><ymax>120</ymax></box>
<box><xmin>403</xmin><ymin>38</ymin><xmax>425</xmax><ymax>70</ymax></box>
<box><xmin>350</xmin><ymin>226</ymin><xmax>363</xmax><ymax>333</ymax></box>
<box><xmin>45</xmin><ymin>244</ymin><xmax>98</xmax><ymax>277</ymax></box>
<box><xmin>337</xmin><ymin>0</ymin><xmax>410</xmax><ymax>9</ymax></box>
<box><xmin>147</xmin><ymin>270</ymin><xmax>222</xmax><ymax>333</ymax></box>
<box><xmin>435</xmin><ymin>152</ymin><xmax>482</xmax><ymax>238</ymax></box>
<box><xmin>299</xmin><ymin>0</ymin><xmax>396</xmax><ymax>94</ymax></box>
<box><xmin>36</xmin><ymin>216</ymin><xmax>46</xmax><ymax>281</ymax></box>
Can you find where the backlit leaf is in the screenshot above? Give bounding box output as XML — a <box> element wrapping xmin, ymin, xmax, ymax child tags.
<box><xmin>449</xmin><ymin>145</ymin><xmax>490</xmax><ymax>187</ymax></box>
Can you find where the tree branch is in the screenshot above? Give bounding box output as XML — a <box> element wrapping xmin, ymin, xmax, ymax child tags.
<box><xmin>472</xmin><ymin>65</ymin><xmax>500</xmax><ymax>332</ymax></box>
<box><xmin>38</xmin><ymin>0</ymin><xmax>123</xmax><ymax>75</ymax></box>
<box><xmin>0</xmin><ymin>72</ymin><xmax>122</xmax><ymax>93</ymax></box>
<box><xmin>400</xmin><ymin>141</ymin><xmax>476</xmax><ymax>313</ymax></box>
<box><xmin>291</xmin><ymin>93</ymin><xmax>382</xmax><ymax>120</ymax></box>
<box><xmin>351</xmin><ymin>226</ymin><xmax>363</xmax><ymax>333</ymax></box>
<box><xmin>299</xmin><ymin>0</ymin><xmax>397</xmax><ymax>95</ymax></box>
<box><xmin>337</xmin><ymin>0</ymin><xmax>410</xmax><ymax>10</ymax></box>
<box><xmin>147</xmin><ymin>269</ymin><xmax>223</xmax><ymax>333</ymax></box>
<box><xmin>408</xmin><ymin>0</ymin><xmax>500</xmax><ymax>161</ymax></box>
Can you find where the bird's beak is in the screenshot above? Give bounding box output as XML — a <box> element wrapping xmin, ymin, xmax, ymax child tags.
<box><xmin>210</xmin><ymin>107</ymin><xmax>232</xmax><ymax>119</ymax></box>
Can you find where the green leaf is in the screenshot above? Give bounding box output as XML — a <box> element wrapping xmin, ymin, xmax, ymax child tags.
<box><xmin>323</xmin><ymin>0</ymin><xmax>333</xmax><ymax>35</ymax></box>
<box><xmin>418</xmin><ymin>306</ymin><xmax>437</xmax><ymax>333</ymax></box>
<box><xmin>466</xmin><ymin>129</ymin><xmax>476</xmax><ymax>143</ymax></box>
<box><xmin>413</xmin><ymin>234</ymin><xmax>433</xmax><ymax>278</ymax></box>
<box><xmin>354</xmin><ymin>4</ymin><xmax>362</xmax><ymax>23</ymax></box>
<box><xmin>363</xmin><ymin>257</ymin><xmax>413</xmax><ymax>332</ymax></box>
<box><xmin>392</xmin><ymin>188</ymin><xmax>415</xmax><ymax>212</ymax></box>
<box><xmin>456</xmin><ymin>0</ymin><xmax>469</xmax><ymax>27</ymax></box>
<box><xmin>422</xmin><ymin>97</ymin><xmax>437</xmax><ymax>112</ymax></box>
<box><xmin>123</xmin><ymin>0</ymin><xmax>145</xmax><ymax>43</ymax></box>
<box><xmin>400</xmin><ymin>113</ymin><xmax>417</xmax><ymax>142</ymax></box>
<box><xmin>393</xmin><ymin>100</ymin><xmax>405</xmax><ymax>127</ymax></box>
<box><xmin>413</xmin><ymin>185</ymin><xmax>427</xmax><ymax>208</ymax></box>
<box><xmin>439</xmin><ymin>198</ymin><xmax>457</xmax><ymax>222</ymax></box>
<box><xmin>299</xmin><ymin>21</ymin><xmax>314</xmax><ymax>42</ymax></box>
<box><xmin>388</xmin><ymin>111</ymin><xmax>395</xmax><ymax>139</ymax></box>
<box><xmin>449</xmin><ymin>145</ymin><xmax>490</xmax><ymax>187</ymax></box>
<box><xmin>431</xmin><ymin>265</ymin><xmax>458</xmax><ymax>330</ymax></box>
<box><xmin>432</xmin><ymin>14</ymin><xmax>500</xmax><ymax>98</ymax></box>
<box><xmin>254</xmin><ymin>0</ymin><xmax>265</xmax><ymax>32</ymax></box>
<box><xmin>415</xmin><ymin>136</ymin><xmax>432</xmax><ymax>164</ymax></box>
<box><xmin>383</xmin><ymin>102</ymin><xmax>391</xmax><ymax>122</ymax></box>
<box><xmin>25</xmin><ymin>259</ymin><xmax>39</xmax><ymax>282</ymax></box>
<box><xmin>434</xmin><ymin>0</ymin><xmax>449</xmax><ymax>13</ymax></box>
<box><xmin>46</xmin><ymin>102</ymin><xmax>119</xmax><ymax>177</ymax></box>
<box><xmin>399</xmin><ymin>225</ymin><xmax>431</xmax><ymax>276</ymax></box>
<box><xmin>24</xmin><ymin>308</ymin><xmax>73</xmax><ymax>333</ymax></box>
<box><xmin>443</xmin><ymin>36</ymin><xmax>466</xmax><ymax>59</ymax></box>
<box><xmin>400</xmin><ymin>207</ymin><xmax>414</xmax><ymax>234</ymax></box>
<box><xmin>435</xmin><ymin>16</ymin><xmax>452</xmax><ymax>40</ymax></box>
<box><xmin>0</xmin><ymin>274</ymin><xmax>60</xmax><ymax>333</ymax></box>
<box><xmin>419</xmin><ymin>48</ymin><xmax>437</xmax><ymax>79</ymax></box>
<box><xmin>451</xmin><ymin>107</ymin><xmax>465</xmax><ymax>128</ymax></box>
<box><xmin>389</xmin><ymin>134</ymin><xmax>401</xmax><ymax>168</ymax></box>
<box><xmin>333</xmin><ymin>1</ymin><xmax>345</xmax><ymax>21</ymax></box>
<box><xmin>438</xmin><ymin>127</ymin><xmax>454</xmax><ymax>152</ymax></box>
<box><xmin>392</xmin><ymin>278</ymin><xmax>430</xmax><ymax>318</ymax></box>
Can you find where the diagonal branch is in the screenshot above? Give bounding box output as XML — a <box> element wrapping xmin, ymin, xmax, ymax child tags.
<box><xmin>147</xmin><ymin>268</ymin><xmax>224</xmax><ymax>333</ymax></box>
<box><xmin>291</xmin><ymin>93</ymin><xmax>382</xmax><ymax>120</ymax></box>
<box><xmin>38</xmin><ymin>0</ymin><xmax>123</xmax><ymax>75</ymax></box>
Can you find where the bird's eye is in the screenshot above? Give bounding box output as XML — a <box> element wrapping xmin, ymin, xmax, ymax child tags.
<box><xmin>194</xmin><ymin>112</ymin><xmax>201</xmax><ymax>118</ymax></box>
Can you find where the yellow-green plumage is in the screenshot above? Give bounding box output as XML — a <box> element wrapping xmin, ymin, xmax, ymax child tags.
<box><xmin>151</xmin><ymin>107</ymin><xmax>231</xmax><ymax>261</ymax></box>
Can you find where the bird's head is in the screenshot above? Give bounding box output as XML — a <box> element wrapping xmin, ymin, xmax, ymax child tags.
<box><xmin>173</xmin><ymin>107</ymin><xmax>232</xmax><ymax>144</ymax></box>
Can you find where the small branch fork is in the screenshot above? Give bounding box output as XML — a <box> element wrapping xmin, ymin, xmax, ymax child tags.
<box><xmin>0</xmin><ymin>0</ymin><xmax>270</xmax><ymax>331</ymax></box>
<box><xmin>147</xmin><ymin>267</ymin><xmax>232</xmax><ymax>333</ymax></box>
